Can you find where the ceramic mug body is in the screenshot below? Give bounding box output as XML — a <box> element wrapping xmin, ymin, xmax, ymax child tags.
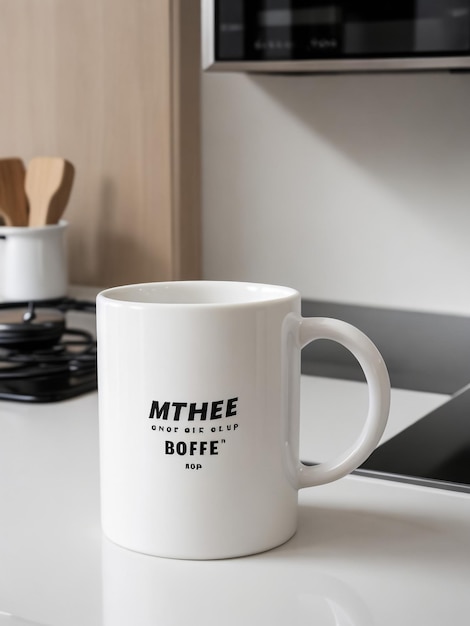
<box><xmin>97</xmin><ymin>281</ymin><xmax>390</xmax><ymax>560</ymax></box>
<box><xmin>0</xmin><ymin>221</ymin><xmax>68</xmax><ymax>302</ymax></box>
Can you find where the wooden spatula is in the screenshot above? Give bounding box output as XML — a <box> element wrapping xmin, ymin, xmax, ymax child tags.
<box><xmin>26</xmin><ymin>157</ymin><xmax>75</xmax><ymax>227</ymax></box>
<box><xmin>0</xmin><ymin>158</ymin><xmax>28</xmax><ymax>227</ymax></box>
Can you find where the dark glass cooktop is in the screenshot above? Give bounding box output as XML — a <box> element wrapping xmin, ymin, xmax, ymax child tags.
<box><xmin>300</xmin><ymin>299</ymin><xmax>470</xmax><ymax>494</ymax></box>
<box><xmin>356</xmin><ymin>387</ymin><xmax>470</xmax><ymax>494</ymax></box>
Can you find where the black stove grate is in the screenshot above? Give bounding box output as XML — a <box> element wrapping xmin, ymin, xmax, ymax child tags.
<box><xmin>0</xmin><ymin>298</ymin><xmax>97</xmax><ymax>403</ymax></box>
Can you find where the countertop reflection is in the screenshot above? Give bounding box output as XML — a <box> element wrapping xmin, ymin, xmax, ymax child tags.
<box><xmin>0</xmin><ymin>376</ymin><xmax>468</xmax><ymax>626</ymax></box>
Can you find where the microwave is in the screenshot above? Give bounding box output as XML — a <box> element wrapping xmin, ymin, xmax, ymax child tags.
<box><xmin>202</xmin><ymin>0</ymin><xmax>470</xmax><ymax>73</ymax></box>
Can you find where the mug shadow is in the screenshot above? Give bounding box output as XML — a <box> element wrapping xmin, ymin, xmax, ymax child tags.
<box><xmin>101</xmin><ymin>530</ymin><xmax>375</xmax><ymax>626</ymax></box>
<box><xmin>100</xmin><ymin>499</ymin><xmax>467</xmax><ymax>625</ymax></box>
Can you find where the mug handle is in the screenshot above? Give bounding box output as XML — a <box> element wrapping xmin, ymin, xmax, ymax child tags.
<box><xmin>295</xmin><ymin>317</ymin><xmax>391</xmax><ymax>489</ymax></box>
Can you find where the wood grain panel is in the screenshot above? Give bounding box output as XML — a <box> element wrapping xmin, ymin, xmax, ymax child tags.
<box><xmin>0</xmin><ymin>0</ymin><xmax>201</xmax><ymax>287</ymax></box>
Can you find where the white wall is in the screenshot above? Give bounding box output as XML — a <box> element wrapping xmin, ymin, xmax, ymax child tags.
<box><xmin>201</xmin><ymin>71</ymin><xmax>470</xmax><ymax>315</ymax></box>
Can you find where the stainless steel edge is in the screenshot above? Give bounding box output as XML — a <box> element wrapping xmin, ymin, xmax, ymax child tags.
<box><xmin>204</xmin><ymin>56</ymin><xmax>470</xmax><ymax>74</ymax></box>
<box><xmin>352</xmin><ymin>467</ymin><xmax>470</xmax><ymax>494</ymax></box>
<box><xmin>201</xmin><ymin>0</ymin><xmax>215</xmax><ymax>71</ymax></box>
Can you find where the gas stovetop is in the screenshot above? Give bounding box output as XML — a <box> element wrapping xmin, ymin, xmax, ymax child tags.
<box><xmin>0</xmin><ymin>298</ymin><xmax>96</xmax><ymax>402</ymax></box>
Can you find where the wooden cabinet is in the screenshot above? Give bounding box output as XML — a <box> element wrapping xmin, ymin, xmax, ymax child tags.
<box><xmin>0</xmin><ymin>0</ymin><xmax>201</xmax><ymax>286</ymax></box>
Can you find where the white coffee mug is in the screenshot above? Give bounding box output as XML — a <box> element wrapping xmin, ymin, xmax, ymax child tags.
<box><xmin>97</xmin><ymin>281</ymin><xmax>390</xmax><ymax>560</ymax></box>
<box><xmin>0</xmin><ymin>221</ymin><xmax>68</xmax><ymax>302</ymax></box>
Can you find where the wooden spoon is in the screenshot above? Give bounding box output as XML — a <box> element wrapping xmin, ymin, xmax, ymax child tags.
<box><xmin>26</xmin><ymin>157</ymin><xmax>75</xmax><ymax>227</ymax></box>
<box><xmin>0</xmin><ymin>158</ymin><xmax>28</xmax><ymax>227</ymax></box>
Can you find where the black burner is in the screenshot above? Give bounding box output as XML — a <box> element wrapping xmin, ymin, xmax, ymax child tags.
<box><xmin>0</xmin><ymin>299</ymin><xmax>97</xmax><ymax>403</ymax></box>
<box><xmin>0</xmin><ymin>305</ymin><xmax>66</xmax><ymax>350</ymax></box>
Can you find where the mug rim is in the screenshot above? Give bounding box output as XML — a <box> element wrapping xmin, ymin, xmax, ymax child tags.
<box><xmin>97</xmin><ymin>280</ymin><xmax>300</xmax><ymax>307</ymax></box>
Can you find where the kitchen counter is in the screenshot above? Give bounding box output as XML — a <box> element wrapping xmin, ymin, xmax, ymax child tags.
<box><xmin>1</xmin><ymin>375</ymin><xmax>469</xmax><ymax>626</ymax></box>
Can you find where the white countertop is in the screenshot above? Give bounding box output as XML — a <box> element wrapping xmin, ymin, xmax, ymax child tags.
<box><xmin>1</xmin><ymin>369</ymin><xmax>469</xmax><ymax>626</ymax></box>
